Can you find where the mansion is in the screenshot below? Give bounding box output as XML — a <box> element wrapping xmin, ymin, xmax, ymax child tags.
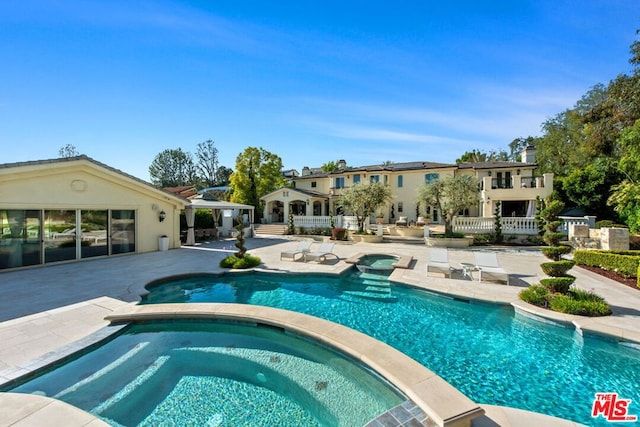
<box><xmin>261</xmin><ymin>147</ymin><xmax>553</xmax><ymax>226</ymax></box>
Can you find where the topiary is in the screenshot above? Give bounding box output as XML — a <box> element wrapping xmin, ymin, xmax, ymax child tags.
<box><xmin>540</xmin><ymin>276</ymin><xmax>575</xmax><ymax>294</ymax></box>
<box><xmin>540</xmin><ymin>260</ymin><xmax>576</xmax><ymax>277</ymax></box>
<box><xmin>519</xmin><ymin>285</ymin><xmax>550</xmax><ymax>307</ymax></box>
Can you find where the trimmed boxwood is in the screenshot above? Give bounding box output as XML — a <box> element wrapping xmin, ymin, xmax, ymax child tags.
<box><xmin>539</xmin><ymin>276</ymin><xmax>575</xmax><ymax>293</ymax></box>
<box><xmin>540</xmin><ymin>245</ymin><xmax>572</xmax><ymax>261</ymax></box>
<box><xmin>540</xmin><ymin>260</ymin><xmax>576</xmax><ymax>277</ymax></box>
<box><xmin>220</xmin><ymin>254</ymin><xmax>262</xmax><ymax>269</ymax></box>
<box><xmin>573</xmin><ymin>250</ymin><xmax>640</xmax><ymax>278</ymax></box>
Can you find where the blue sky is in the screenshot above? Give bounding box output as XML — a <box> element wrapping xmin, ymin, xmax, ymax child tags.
<box><xmin>1</xmin><ymin>1</ymin><xmax>638</xmax><ymax>181</ymax></box>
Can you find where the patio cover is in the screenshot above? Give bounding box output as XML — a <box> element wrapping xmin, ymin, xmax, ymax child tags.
<box><xmin>184</xmin><ymin>198</ymin><xmax>255</xmax><ymax>245</ymax></box>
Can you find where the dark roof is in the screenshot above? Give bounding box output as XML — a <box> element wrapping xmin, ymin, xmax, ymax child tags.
<box><xmin>296</xmin><ymin>161</ymin><xmax>456</xmax><ymax>178</ymax></box>
<box><xmin>457</xmin><ymin>161</ymin><xmax>537</xmax><ymax>170</ymax></box>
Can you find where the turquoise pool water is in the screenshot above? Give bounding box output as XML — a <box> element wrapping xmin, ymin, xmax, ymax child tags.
<box><xmin>142</xmin><ymin>271</ymin><xmax>640</xmax><ymax>426</ymax></box>
<box><xmin>5</xmin><ymin>320</ymin><xmax>403</xmax><ymax>426</ymax></box>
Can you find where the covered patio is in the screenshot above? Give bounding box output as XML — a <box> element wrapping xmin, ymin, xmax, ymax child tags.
<box><xmin>183</xmin><ymin>196</ymin><xmax>255</xmax><ymax>245</ymax></box>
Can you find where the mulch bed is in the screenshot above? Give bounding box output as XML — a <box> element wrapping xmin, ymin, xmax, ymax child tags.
<box><xmin>577</xmin><ymin>264</ymin><xmax>638</xmax><ymax>290</ymax></box>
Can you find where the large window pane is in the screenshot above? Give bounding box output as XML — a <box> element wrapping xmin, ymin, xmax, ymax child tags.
<box><xmin>0</xmin><ymin>210</ymin><xmax>41</xmax><ymax>269</ymax></box>
<box><xmin>111</xmin><ymin>210</ymin><xmax>135</xmax><ymax>254</ymax></box>
<box><xmin>81</xmin><ymin>210</ymin><xmax>108</xmax><ymax>258</ymax></box>
<box><xmin>45</xmin><ymin>210</ymin><xmax>77</xmax><ymax>263</ymax></box>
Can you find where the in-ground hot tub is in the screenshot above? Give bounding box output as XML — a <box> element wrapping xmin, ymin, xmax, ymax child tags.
<box><xmin>355</xmin><ymin>254</ymin><xmax>399</xmax><ymax>275</ymax></box>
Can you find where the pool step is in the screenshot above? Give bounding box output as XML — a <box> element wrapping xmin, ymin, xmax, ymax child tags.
<box><xmin>342</xmin><ymin>279</ymin><xmax>396</xmax><ymax>302</ymax></box>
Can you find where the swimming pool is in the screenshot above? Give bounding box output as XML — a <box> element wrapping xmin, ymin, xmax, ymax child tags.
<box><xmin>5</xmin><ymin>320</ymin><xmax>404</xmax><ymax>426</ymax></box>
<box><xmin>141</xmin><ymin>271</ymin><xmax>640</xmax><ymax>426</ymax></box>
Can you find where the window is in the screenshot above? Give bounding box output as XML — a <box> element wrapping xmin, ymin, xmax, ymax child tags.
<box><xmin>335</xmin><ymin>177</ymin><xmax>345</xmax><ymax>189</ymax></box>
<box><xmin>370</xmin><ymin>175</ymin><xmax>380</xmax><ymax>183</ymax></box>
<box><xmin>311</xmin><ymin>181</ymin><xmax>317</xmax><ymax>188</ymax></box>
<box><xmin>398</xmin><ymin>202</ymin><xmax>404</xmax><ymax>213</ymax></box>
<box><xmin>353</xmin><ymin>174</ymin><xmax>360</xmax><ymax>184</ymax></box>
<box><xmin>397</xmin><ymin>175</ymin><xmax>403</xmax><ymax>188</ymax></box>
<box><xmin>425</xmin><ymin>173</ymin><xmax>439</xmax><ymax>184</ymax></box>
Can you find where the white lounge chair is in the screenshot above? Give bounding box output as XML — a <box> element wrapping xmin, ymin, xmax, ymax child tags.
<box><xmin>305</xmin><ymin>242</ymin><xmax>338</xmax><ymax>263</ymax></box>
<box><xmin>474</xmin><ymin>252</ymin><xmax>509</xmax><ymax>285</ymax></box>
<box><xmin>426</xmin><ymin>248</ymin><xmax>452</xmax><ymax>278</ymax></box>
<box><xmin>280</xmin><ymin>240</ymin><xmax>312</xmax><ymax>261</ymax></box>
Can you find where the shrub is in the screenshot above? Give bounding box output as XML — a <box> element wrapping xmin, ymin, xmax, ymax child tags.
<box><xmin>220</xmin><ymin>254</ymin><xmax>262</xmax><ymax>269</ymax></box>
<box><xmin>541</xmin><ymin>260</ymin><xmax>576</xmax><ymax>277</ymax></box>
<box><xmin>331</xmin><ymin>227</ymin><xmax>347</xmax><ymax>241</ymax></box>
<box><xmin>519</xmin><ymin>285</ymin><xmax>550</xmax><ymax>307</ymax></box>
<box><xmin>540</xmin><ymin>276</ymin><xmax>575</xmax><ymax>293</ymax></box>
<box><xmin>595</xmin><ymin>220</ymin><xmax>627</xmax><ymax>229</ymax></box>
<box><xmin>573</xmin><ymin>250</ymin><xmax>640</xmax><ymax>278</ymax></box>
<box><xmin>549</xmin><ymin>294</ymin><xmax>612</xmax><ymax>317</ymax></box>
<box><xmin>540</xmin><ymin>245</ymin><xmax>572</xmax><ymax>261</ymax></box>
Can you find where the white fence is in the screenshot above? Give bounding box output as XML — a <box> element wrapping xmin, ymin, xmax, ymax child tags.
<box><xmin>292</xmin><ymin>215</ymin><xmax>343</xmax><ymax>229</ymax></box>
<box><xmin>456</xmin><ymin>217</ymin><xmax>541</xmax><ymax>234</ymax></box>
<box><xmin>454</xmin><ymin>216</ymin><xmax>596</xmax><ymax>235</ymax></box>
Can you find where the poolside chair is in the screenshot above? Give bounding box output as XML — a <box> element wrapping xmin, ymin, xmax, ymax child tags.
<box><xmin>280</xmin><ymin>240</ymin><xmax>312</xmax><ymax>261</ymax></box>
<box><xmin>395</xmin><ymin>216</ymin><xmax>408</xmax><ymax>227</ymax></box>
<box><xmin>474</xmin><ymin>252</ymin><xmax>509</xmax><ymax>285</ymax></box>
<box><xmin>304</xmin><ymin>242</ymin><xmax>339</xmax><ymax>263</ymax></box>
<box><xmin>426</xmin><ymin>248</ymin><xmax>452</xmax><ymax>278</ymax></box>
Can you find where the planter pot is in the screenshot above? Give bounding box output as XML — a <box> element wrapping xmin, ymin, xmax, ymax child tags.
<box><xmin>395</xmin><ymin>227</ymin><xmax>424</xmax><ymax>238</ymax></box>
<box><xmin>158</xmin><ymin>236</ymin><xmax>170</xmax><ymax>251</ymax></box>
<box><xmin>353</xmin><ymin>234</ymin><xmax>384</xmax><ymax>243</ymax></box>
<box><xmin>424</xmin><ymin>236</ymin><xmax>472</xmax><ymax>248</ymax></box>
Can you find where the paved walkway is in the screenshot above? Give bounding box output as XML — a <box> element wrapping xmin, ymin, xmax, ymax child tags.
<box><xmin>0</xmin><ymin>236</ymin><xmax>638</xmax><ymax>426</ymax></box>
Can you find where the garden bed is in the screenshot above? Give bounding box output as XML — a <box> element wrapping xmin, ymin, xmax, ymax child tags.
<box><xmin>577</xmin><ymin>265</ymin><xmax>638</xmax><ymax>290</ymax></box>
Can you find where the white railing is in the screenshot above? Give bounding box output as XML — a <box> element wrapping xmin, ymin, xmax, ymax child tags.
<box><xmin>454</xmin><ymin>216</ymin><xmax>596</xmax><ymax>235</ymax></box>
<box><xmin>293</xmin><ymin>215</ymin><xmax>343</xmax><ymax>229</ymax></box>
<box><xmin>454</xmin><ymin>217</ymin><xmax>538</xmax><ymax>235</ymax></box>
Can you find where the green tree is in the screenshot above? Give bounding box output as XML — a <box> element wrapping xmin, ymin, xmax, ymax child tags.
<box><xmin>417</xmin><ymin>175</ymin><xmax>478</xmax><ymax>236</ymax></box>
<box><xmin>214</xmin><ymin>165</ymin><xmax>233</xmax><ymax>186</ymax></box>
<box><xmin>608</xmin><ymin>120</ymin><xmax>640</xmax><ymax>232</ymax></box>
<box><xmin>508</xmin><ymin>137</ymin><xmax>536</xmax><ymax>161</ymax></box>
<box><xmin>456</xmin><ymin>149</ymin><xmax>508</xmax><ymax>163</ymax></box>
<box><xmin>149</xmin><ymin>148</ymin><xmax>197</xmax><ymax>187</ymax></box>
<box><xmin>557</xmin><ymin>158</ymin><xmax>618</xmax><ymax>217</ymax></box>
<box><xmin>196</xmin><ymin>139</ymin><xmax>219</xmax><ymax>187</ymax></box>
<box><xmin>58</xmin><ymin>144</ymin><xmax>80</xmax><ymax>158</ymax></box>
<box><xmin>336</xmin><ymin>181</ymin><xmax>392</xmax><ymax>232</ymax></box>
<box><xmin>230</xmin><ymin>147</ymin><xmax>287</xmax><ymax>218</ymax></box>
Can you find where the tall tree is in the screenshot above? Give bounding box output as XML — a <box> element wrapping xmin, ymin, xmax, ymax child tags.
<box><xmin>417</xmin><ymin>175</ymin><xmax>478</xmax><ymax>235</ymax></box>
<box><xmin>608</xmin><ymin>120</ymin><xmax>640</xmax><ymax>232</ymax></box>
<box><xmin>214</xmin><ymin>165</ymin><xmax>233</xmax><ymax>186</ymax></box>
<box><xmin>58</xmin><ymin>144</ymin><xmax>80</xmax><ymax>158</ymax></box>
<box><xmin>196</xmin><ymin>139</ymin><xmax>219</xmax><ymax>187</ymax></box>
<box><xmin>336</xmin><ymin>181</ymin><xmax>392</xmax><ymax>232</ymax></box>
<box><xmin>456</xmin><ymin>149</ymin><xmax>508</xmax><ymax>163</ymax></box>
<box><xmin>230</xmin><ymin>147</ymin><xmax>287</xmax><ymax>218</ymax></box>
<box><xmin>508</xmin><ymin>137</ymin><xmax>536</xmax><ymax>162</ymax></box>
<box><xmin>149</xmin><ymin>148</ymin><xmax>197</xmax><ymax>187</ymax></box>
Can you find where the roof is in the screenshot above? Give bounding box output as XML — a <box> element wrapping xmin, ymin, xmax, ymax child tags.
<box><xmin>0</xmin><ymin>155</ymin><xmax>188</xmax><ymax>206</ymax></box>
<box><xmin>295</xmin><ymin>161</ymin><xmax>457</xmax><ymax>179</ymax></box>
<box><xmin>260</xmin><ymin>187</ymin><xmax>328</xmax><ymax>200</ymax></box>
<box><xmin>186</xmin><ymin>195</ymin><xmax>254</xmax><ymax>210</ymax></box>
<box><xmin>163</xmin><ymin>185</ymin><xmax>198</xmax><ymax>198</ymax></box>
<box><xmin>457</xmin><ymin>161</ymin><xmax>537</xmax><ymax>170</ymax></box>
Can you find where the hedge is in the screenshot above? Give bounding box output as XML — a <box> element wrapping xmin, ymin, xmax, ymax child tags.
<box><xmin>573</xmin><ymin>250</ymin><xmax>640</xmax><ymax>279</ymax></box>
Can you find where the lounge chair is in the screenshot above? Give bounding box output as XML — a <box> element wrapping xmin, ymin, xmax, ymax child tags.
<box><xmin>426</xmin><ymin>248</ymin><xmax>452</xmax><ymax>278</ymax></box>
<box><xmin>280</xmin><ymin>240</ymin><xmax>312</xmax><ymax>261</ymax></box>
<box><xmin>416</xmin><ymin>216</ymin><xmax>426</xmax><ymax>226</ymax></box>
<box><xmin>474</xmin><ymin>252</ymin><xmax>509</xmax><ymax>285</ymax></box>
<box><xmin>395</xmin><ymin>216</ymin><xmax>408</xmax><ymax>227</ymax></box>
<box><xmin>305</xmin><ymin>242</ymin><xmax>339</xmax><ymax>263</ymax></box>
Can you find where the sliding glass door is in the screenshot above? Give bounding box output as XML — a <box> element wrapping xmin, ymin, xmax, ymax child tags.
<box><xmin>0</xmin><ymin>210</ymin><xmax>41</xmax><ymax>269</ymax></box>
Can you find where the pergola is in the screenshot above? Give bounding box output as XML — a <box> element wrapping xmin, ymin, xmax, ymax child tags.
<box><xmin>183</xmin><ymin>197</ymin><xmax>255</xmax><ymax>246</ymax></box>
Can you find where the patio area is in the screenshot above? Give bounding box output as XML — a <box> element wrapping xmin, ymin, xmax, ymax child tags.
<box><xmin>1</xmin><ymin>236</ymin><xmax>639</xmax><ymax>426</ymax></box>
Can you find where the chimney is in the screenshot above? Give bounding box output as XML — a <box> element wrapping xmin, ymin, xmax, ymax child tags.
<box><xmin>337</xmin><ymin>159</ymin><xmax>347</xmax><ymax>170</ymax></box>
<box><xmin>302</xmin><ymin>166</ymin><xmax>311</xmax><ymax>176</ymax></box>
<box><xmin>522</xmin><ymin>146</ymin><xmax>536</xmax><ymax>164</ymax></box>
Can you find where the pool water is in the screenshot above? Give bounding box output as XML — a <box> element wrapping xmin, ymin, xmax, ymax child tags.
<box><xmin>355</xmin><ymin>254</ymin><xmax>398</xmax><ymax>275</ymax></box>
<box><xmin>142</xmin><ymin>271</ymin><xmax>640</xmax><ymax>426</ymax></box>
<box><xmin>5</xmin><ymin>321</ymin><xmax>403</xmax><ymax>426</ymax></box>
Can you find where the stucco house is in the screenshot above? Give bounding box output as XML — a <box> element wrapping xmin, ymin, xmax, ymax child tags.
<box><xmin>0</xmin><ymin>156</ymin><xmax>186</xmax><ymax>270</ymax></box>
<box><xmin>260</xmin><ymin>147</ymin><xmax>553</xmax><ymax>227</ymax></box>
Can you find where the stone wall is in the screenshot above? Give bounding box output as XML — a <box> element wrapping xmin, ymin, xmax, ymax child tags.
<box><xmin>569</xmin><ymin>225</ymin><xmax>629</xmax><ymax>250</ymax></box>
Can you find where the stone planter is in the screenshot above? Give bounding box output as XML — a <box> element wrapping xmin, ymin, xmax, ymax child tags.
<box><xmin>395</xmin><ymin>227</ymin><xmax>424</xmax><ymax>238</ymax></box>
<box><xmin>353</xmin><ymin>234</ymin><xmax>384</xmax><ymax>243</ymax></box>
<box><xmin>424</xmin><ymin>236</ymin><xmax>472</xmax><ymax>248</ymax></box>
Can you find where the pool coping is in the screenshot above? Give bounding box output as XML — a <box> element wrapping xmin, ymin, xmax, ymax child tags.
<box><xmin>105</xmin><ymin>303</ymin><xmax>485</xmax><ymax>427</ymax></box>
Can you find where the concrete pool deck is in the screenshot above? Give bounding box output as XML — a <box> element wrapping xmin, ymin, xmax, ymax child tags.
<box><xmin>1</xmin><ymin>235</ymin><xmax>638</xmax><ymax>426</ymax></box>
